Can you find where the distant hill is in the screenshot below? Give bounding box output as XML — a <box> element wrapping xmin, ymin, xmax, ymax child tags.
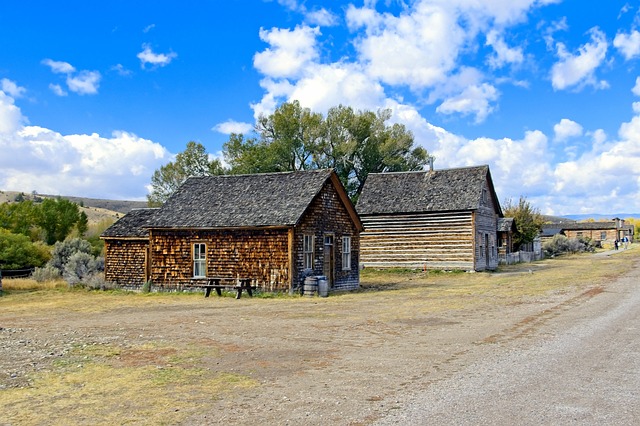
<box><xmin>0</xmin><ymin>190</ymin><xmax>149</xmax><ymax>226</ymax></box>
<box><xmin>561</xmin><ymin>213</ymin><xmax>640</xmax><ymax>221</ymax></box>
<box><xmin>0</xmin><ymin>190</ymin><xmax>147</xmax><ymax>214</ymax></box>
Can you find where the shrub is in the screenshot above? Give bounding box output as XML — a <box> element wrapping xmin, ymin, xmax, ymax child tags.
<box><xmin>0</xmin><ymin>229</ymin><xmax>50</xmax><ymax>270</ymax></box>
<box><xmin>32</xmin><ymin>265</ymin><xmax>62</xmax><ymax>282</ymax></box>
<box><xmin>63</xmin><ymin>252</ymin><xmax>98</xmax><ymax>286</ymax></box>
<box><xmin>48</xmin><ymin>238</ymin><xmax>92</xmax><ymax>273</ymax></box>
<box><xmin>543</xmin><ymin>234</ymin><xmax>595</xmax><ymax>257</ymax></box>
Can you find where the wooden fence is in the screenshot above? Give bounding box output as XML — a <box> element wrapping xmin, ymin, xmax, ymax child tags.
<box><xmin>498</xmin><ymin>250</ymin><xmax>544</xmax><ymax>265</ymax></box>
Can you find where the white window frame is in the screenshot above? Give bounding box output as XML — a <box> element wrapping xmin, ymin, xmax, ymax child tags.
<box><xmin>303</xmin><ymin>235</ymin><xmax>314</xmax><ymax>270</ymax></box>
<box><xmin>342</xmin><ymin>236</ymin><xmax>351</xmax><ymax>270</ymax></box>
<box><xmin>193</xmin><ymin>243</ymin><xmax>206</xmax><ymax>278</ymax></box>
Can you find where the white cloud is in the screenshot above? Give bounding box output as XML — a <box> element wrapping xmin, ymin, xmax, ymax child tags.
<box><xmin>436</xmin><ymin>82</ymin><xmax>498</xmax><ymax>123</ymax></box>
<box><xmin>143</xmin><ymin>24</ymin><xmax>156</xmax><ymax>33</ymax></box>
<box><xmin>213</xmin><ymin>120</ymin><xmax>254</xmax><ymax>135</ymax></box>
<box><xmin>306</xmin><ymin>8</ymin><xmax>339</xmax><ymax>26</ymax></box>
<box><xmin>550</xmin><ymin>27</ymin><xmax>609</xmax><ymax>91</ymax></box>
<box><xmin>553</xmin><ymin>118</ymin><xmax>583</xmax><ymax>142</ymax></box>
<box><xmin>137</xmin><ymin>44</ymin><xmax>178</xmax><ymax>68</ymax></box>
<box><xmin>633</xmin><ymin>76</ymin><xmax>640</xmax><ymax>96</ymax></box>
<box><xmin>66</xmin><ymin>70</ymin><xmax>101</xmax><ymax>95</ymax></box>
<box><xmin>253</xmin><ymin>25</ymin><xmax>320</xmax><ymax>79</ymax></box>
<box><xmin>1</xmin><ymin>79</ymin><xmax>26</xmax><ymax>98</ymax></box>
<box><xmin>48</xmin><ymin>83</ymin><xmax>67</xmax><ymax>97</ymax></box>
<box><xmin>613</xmin><ymin>29</ymin><xmax>640</xmax><ymax>60</ymax></box>
<box><xmin>110</xmin><ymin>64</ymin><xmax>132</xmax><ymax>77</ymax></box>
<box><xmin>42</xmin><ymin>59</ymin><xmax>101</xmax><ymax>95</ymax></box>
<box><xmin>485</xmin><ymin>29</ymin><xmax>524</xmax><ymax>68</ymax></box>
<box><xmin>0</xmin><ymin>92</ymin><xmax>171</xmax><ymax>200</ymax></box>
<box><xmin>42</xmin><ymin>59</ymin><xmax>76</xmax><ymax>74</ymax></box>
<box><xmin>0</xmin><ymin>91</ymin><xmax>26</xmax><ymax>134</ymax></box>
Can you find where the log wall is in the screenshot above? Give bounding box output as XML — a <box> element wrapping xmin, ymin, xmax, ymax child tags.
<box><xmin>360</xmin><ymin>211</ymin><xmax>475</xmax><ymax>270</ymax></box>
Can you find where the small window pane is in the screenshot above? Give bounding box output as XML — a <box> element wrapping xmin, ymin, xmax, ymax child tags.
<box><xmin>342</xmin><ymin>236</ymin><xmax>351</xmax><ymax>270</ymax></box>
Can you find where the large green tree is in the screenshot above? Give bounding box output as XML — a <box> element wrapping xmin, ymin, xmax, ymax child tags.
<box><xmin>503</xmin><ymin>196</ymin><xmax>545</xmax><ymax>249</ymax></box>
<box><xmin>37</xmin><ymin>198</ymin><xmax>81</xmax><ymax>245</ymax></box>
<box><xmin>0</xmin><ymin>229</ymin><xmax>50</xmax><ymax>269</ymax></box>
<box><xmin>223</xmin><ymin>102</ymin><xmax>429</xmax><ymax>200</ymax></box>
<box><xmin>147</xmin><ymin>141</ymin><xmax>224</xmax><ymax>206</ymax></box>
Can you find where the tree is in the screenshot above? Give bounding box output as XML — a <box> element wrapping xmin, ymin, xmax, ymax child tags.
<box><xmin>503</xmin><ymin>196</ymin><xmax>545</xmax><ymax>250</ymax></box>
<box><xmin>147</xmin><ymin>141</ymin><xmax>224</xmax><ymax>206</ymax></box>
<box><xmin>37</xmin><ymin>198</ymin><xmax>81</xmax><ymax>245</ymax></box>
<box><xmin>0</xmin><ymin>229</ymin><xmax>50</xmax><ymax>270</ymax></box>
<box><xmin>223</xmin><ymin>102</ymin><xmax>429</xmax><ymax>201</ymax></box>
<box><xmin>76</xmin><ymin>211</ymin><xmax>88</xmax><ymax>237</ymax></box>
<box><xmin>0</xmin><ymin>200</ymin><xmax>37</xmax><ymax>236</ymax></box>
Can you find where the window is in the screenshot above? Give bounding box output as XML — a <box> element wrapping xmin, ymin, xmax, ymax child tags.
<box><xmin>482</xmin><ymin>188</ymin><xmax>488</xmax><ymax>204</ymax></box>
<box><xmin>576</xmin><ymin>231</ymin><xmax>583</xmax><ymax>238</ymax></box>
<box><xmin>601</xmin><ymin>231</ymin><xmax>607</xmax><ymax>240</ymax></box>
<box><xmin>342</xmin><ymin>236</ymin><xmax>351</xmax><ymax>270</ymax></box>
<box><xmin>303</xmin><ymin>235</ymin><xmax>314</xmax><ymax>269</ymax></box>
<box><xmin>193</xmin><ymin>243</ymin><xmax>206</xmax><ymax>278</ymax></box>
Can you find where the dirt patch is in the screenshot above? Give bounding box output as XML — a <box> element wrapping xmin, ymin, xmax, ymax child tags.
<box><xmin>1</xmin><ymin>249</ymin><xmax>638</xmax><ymax>425</ymax></box>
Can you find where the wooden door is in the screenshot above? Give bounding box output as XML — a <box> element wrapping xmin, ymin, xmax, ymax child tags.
<box><xmin>323</xmin><ymin>235</ymin><xmax>334</xmax><ymax>287</ymax></box>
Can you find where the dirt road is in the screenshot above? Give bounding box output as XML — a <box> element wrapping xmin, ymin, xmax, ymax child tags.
<box><xmin>376</xmin><ymin>253</ymin><xmax>640</xmax><ymax>425</ymax></box>
<box><xmin>1</xmin><ymin>249</ymin><xmax>638</xmax><ymax>425</ymax></box>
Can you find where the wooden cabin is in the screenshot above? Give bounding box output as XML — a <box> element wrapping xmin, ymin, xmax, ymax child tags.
<box><xmin>497</xmin><ymin>217</ymin><xmax>516</xmax><ymax>255</ymax></box>
<box><xmin>102</xmin><ymin>208</ymin><xmax>158</xmax><ymax>288</ymax></box>
<box><xmin>356</xmin><ymin>165</ymin><xmax>502</xmax><ymax>271</ymax></box>
<box><xmin>101</xmin><ymin>169</ymin><xmax>363</xmax><ymax>293</ymax></box>
<box><xmin>542</xmin><ymin>218</ymin><xmax>634</xmax><ymax>248</ymax></box>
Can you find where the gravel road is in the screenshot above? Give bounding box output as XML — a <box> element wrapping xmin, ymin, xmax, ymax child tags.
<box><xmin>375</xmin><ymin>256</ymin><xmax>640</xmax><ymax>425</ymax></box>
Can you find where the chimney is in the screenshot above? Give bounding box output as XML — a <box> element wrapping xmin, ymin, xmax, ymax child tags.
<box><xmin>427</xmin><ymin>155</ymin><xmax>435</xmax><ymax>171</ymax></box>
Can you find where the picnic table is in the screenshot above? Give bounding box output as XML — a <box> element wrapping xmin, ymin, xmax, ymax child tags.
<box><xmin>201</xmin><ymin>277</ymin><xmax>256</xmax><ymax>299</ymax></box>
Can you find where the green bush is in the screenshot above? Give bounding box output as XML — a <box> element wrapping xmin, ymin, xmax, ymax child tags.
<box><xmin>0</xmin><ymin>229</ymin><xmax>50</xmax><ymax>270</ymax></box>
<box><xmin>48</xmin><ymin>238</ymin><xmax>93</xmax><ymax>274</ymax></box>
<box><xmin>32</xmin><ymin>265</ymin><xmax>62</xmax><ymax>282</ymax></box>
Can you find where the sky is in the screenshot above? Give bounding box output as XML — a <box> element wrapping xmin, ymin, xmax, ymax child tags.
<box><xmin>1</xmin><ymin>0</ymin><xmax>640</xmax><ymax>216</ymax></box>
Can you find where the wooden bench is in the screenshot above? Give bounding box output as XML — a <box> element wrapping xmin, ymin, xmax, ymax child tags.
<box><xmin>201</xmin><ymin>277</ymin><xmax>256</xmax><ymax>299</ymax></box>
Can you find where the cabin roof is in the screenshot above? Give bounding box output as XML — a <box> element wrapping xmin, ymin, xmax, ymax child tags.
<box><xmin>497</xmin><ymin>217</ymin><xmax>515</xmax><ymax>232</ymax></box>
<box><xmin>101</xmin><ymin>208</ymin><xmax>159</xmax><ymax>238</ymax></box>
<box><xmin>357</xmin><ymin>165</ymin><xmax>502</xmax><ymax>216</ymax></box>
<box><xmin>145</xmin><ymin>169</ymin><xmax>361</xmax><ymax>229</ymax></box>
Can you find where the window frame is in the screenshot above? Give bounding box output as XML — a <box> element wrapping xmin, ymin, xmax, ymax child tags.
<box><xmin>303</xmin><ymin>234</ymin><xmax>314</xmax><ymax>270</ymax></box>
<box><xmin>193</xmin><ymin>242</ymin><xmax>207</xmax><ymax>278</ymax></box>
<box><xmin>342</xmin><ymin>235</ymin><xmax>351</xmax><ymax>270</ymax></box>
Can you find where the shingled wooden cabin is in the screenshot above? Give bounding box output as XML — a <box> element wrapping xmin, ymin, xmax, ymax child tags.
<box><xmin>356</xmin><ymin>165</ymin><xmax>502</xmax><ymax>271</ymax></box>
<box><xmin>102</xmin><ymin>169</ymin><xmax>363</xmax><ymax>293</ymax></box>
<box><xmin>102</xmin><ymin>207</ymin><xmax>158</xmax><ymax>287</ymax></box>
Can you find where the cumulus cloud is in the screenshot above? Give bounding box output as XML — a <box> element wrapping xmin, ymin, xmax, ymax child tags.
<box><xmin>306</xmin><ymin>8</ymin><xmax>339</xmax><ymax>26</ymax></box>
<box><xmin>42</xmin><ymin>59</ymin><xmax>76</xmax><ymax>74</ymax></box>
<box><xmin>486</xmin><ymin>30</ymin><xmax>524</xmax><ymax>68</ymax></box>
<box><xmin>253</xmin><ymin>26</ymin><xmax>320</xmax><ymax>79</ymax></box>
<box><xmin>212</xmin><ymin>120</ymin><xmax>254</xmax><ymax>135</ymax></box>
<box><xmin>49</xmin><ymin>83</ymin><xmax>67</xmax><ymax>97</ymax></box>
<box><xmin>42</xmin><ymin>59</ymin><xmax>101</xmax><ymax>95</ymax></box>
<box><xmin>66</xmin><ymin>70</ymin><xmax>101</xmax><ymax>95</ymax></box>
<box><xmin>553</xmin><ymin>118</ymin><xmax>583</xmax><ymax>142</ymax></box>
<box><xmin>613</xmin><ymin>29</ymin><xmax>640</xmax><ymax>60</ymax></box>
<box><xmin>1</xmin><ymin>79</ymin><xmax>26</xmax><ymax>98</ymax></box>
<box><xmin>550</xmin><ymin>27</ymin><xmax>609</xmax><ymax>91</ymax></box>
<box><xmin>137</xmin><ymin>44</ymin><xmax>178</xmax><ymax>69</ymax></box>
<box><xmin>0</xmin><ymin>91</ymin><xmax>170</xmax><ymax>199</ymax></box>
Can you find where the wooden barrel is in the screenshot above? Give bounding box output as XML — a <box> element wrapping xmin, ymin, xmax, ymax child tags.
<box><xmin>303</xmin><ymin>276</ymin><xmax>318</xmax><ymax>296</ymax></box>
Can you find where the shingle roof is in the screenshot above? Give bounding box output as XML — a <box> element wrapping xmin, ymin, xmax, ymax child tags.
<box><xmin>357</xmin><ymin>165</ymin><xmax>501</xmax><ymax>215</ymax></box>
<box><xmin>543</xmin><ymin>222</ymin><xmax>618</xmax><ymax>231</ymax></box>
<box><xmin>497</xmin><ymin>217</ymin><xmax>515</xmax><ymax>232</ymax></box>
<box><xmin>148</xmin><ymin>169</ymin><xmax>338</xmax><ymax>229</ymax></box>
<box><xmin>101</xmin><ymin>208</ymin><xmax>158</xmax><ymax>238</ymax></box>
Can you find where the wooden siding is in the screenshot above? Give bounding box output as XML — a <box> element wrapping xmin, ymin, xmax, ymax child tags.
<box><xmin>360</xmin><ymin>211</ymin><xmax>475</xmax><ymax>270</ymax></box>
<box><xmin>104</xmin><ymin>239</ymin><xmax>149</xmax><ymax>287</ymax></box>
<box><xmin>474</xmin><ymin>184</ymin><xmax>499</xmax><ymax>271</ymax></box>
<box><xmin>294</xmin><ymin>180</ymin><xmax>360</xmax><ymax>291</ymax></box>
<box><xmin>149</xmin><ymin>228</ymin><xmax>290</xmax><ymax>291</ymax></box>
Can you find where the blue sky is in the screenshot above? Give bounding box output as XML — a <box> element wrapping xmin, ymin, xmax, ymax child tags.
<box><xmin>2</xmin><ymin>0</ymin><xmax>640</xmax><ymax>216</ymax></box>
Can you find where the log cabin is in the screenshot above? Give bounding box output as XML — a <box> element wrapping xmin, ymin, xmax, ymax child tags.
<box><xmin>102</xmin><ymin>169</ymin><xmax>363</xmax><ymax>293</ymax></box>
<box><xmin>356</xmin><ymin>165</ymin><xmax>502</xmax><ymax>271</ymax></box>
<box><xmin>542</xmin><ymin>218</ymin><xmax>635</xmax><ymax>248</ymax></box>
